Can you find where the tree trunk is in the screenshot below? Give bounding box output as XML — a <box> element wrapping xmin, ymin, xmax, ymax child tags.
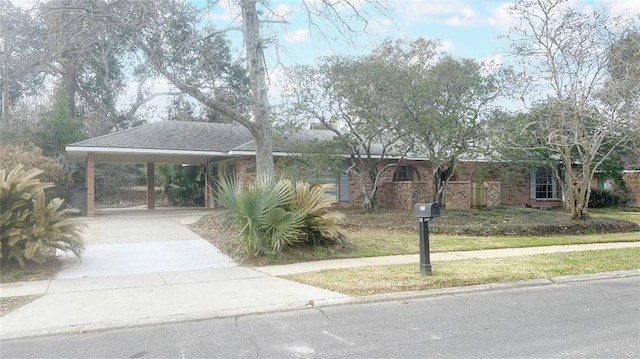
<box><xmin>433</xmin><ymin>162</ymin><xmax>455</xmax><ymax>208</ymax></box>
<box><xmin>1</xmin><ymin>16</ymin><xmax>10</xmax><ymax>120</ymax></box>
<box><xmin>240</xmin><ymin>0</ymin><xmax>274</xmax><ymax>178</ymax></box>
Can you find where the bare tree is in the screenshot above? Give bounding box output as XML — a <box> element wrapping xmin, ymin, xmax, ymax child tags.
<box><xmin>505</xmin><ymin>0</ymin><xmax>640</xmax><ymax>218</ymax></box>
<box><xmin>1</xmin><ymin>0</ymin><xmax>46</xmax><ymax>121</ymax></box>
<box><xmin>56</xmin><ymin>0</ymin><xmax>389</xmax><ymax>178</ymax></box>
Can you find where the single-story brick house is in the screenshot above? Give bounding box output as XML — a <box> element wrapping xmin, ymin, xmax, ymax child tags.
<box><xmin>66</xmin><ymin>121</ymin><xmax>638</xmax><ymax>216</ymax></box>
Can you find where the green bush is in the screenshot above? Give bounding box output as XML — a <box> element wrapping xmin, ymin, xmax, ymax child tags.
<box><xmin>156</xmin><ymin>164</ymin><xmax>204</xmax><ymax>206</ymax></box>
<box><xmin>0</xmin><ymin>145</ymin><xmax>75</xmax><ymax>202</ymax></box>
<box><xmin>588</xmin><ymin>189</ymin><xmax>631</xmax><ymax>208</ymax></box>
<box><xmin>0</xmin><ymin>165</ymin><xmax>84</xmax><ymax>273</ymax></box>
<box><xmin>288</xmin><ymin>182</ymin><xmax>345</xmax><ymax>246</ymax></box>
<box><xmin>216</xmin><ymin>177</ymin><xmax>345</xmax><ymax>256</ymax></box>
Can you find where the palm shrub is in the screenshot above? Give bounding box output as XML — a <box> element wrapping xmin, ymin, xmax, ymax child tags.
<box><xmin>216</xmin><ymin>176</ymin><xmax>345</xmax><ymax>257</ymax></box>
<box><xmin>216</xmin><ymin>176</ymin><xmax>306</xmax><ymax>255</ymax></box>
<box><xmin>156</xmin><ymin>164</ymin><xmax>204</xmax><ymax>206</ymax></box>
<box><xmin>288</xmin><ymin>182</ymin><xmax>345</xmax><ymax>246</ymax></box>
<box><xmin>0</xmin><ymin>165</ymin><xmax>84</xmax><ymax>273</ymax></box>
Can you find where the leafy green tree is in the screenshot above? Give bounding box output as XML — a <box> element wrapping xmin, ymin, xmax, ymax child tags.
<box><xmin>401</xmin><ymin>51</ymin><xmax>503</xmax><ymax>207</ymax></box>
<box><xmin>283</xmin><ymin>55</ymin><xmax>414</xmax><ymax>211</ymax></box>
<box><xmin>36</xmin><ymin>89</ymin><xmax>85</xmax><ymax>156</ymax></box>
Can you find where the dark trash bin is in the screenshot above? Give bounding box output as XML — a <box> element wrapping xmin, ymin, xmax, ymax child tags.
<box><xmin>71</xmin><ymin>187</ymin><xmax>88</xmax><ymax>216</ymax></box>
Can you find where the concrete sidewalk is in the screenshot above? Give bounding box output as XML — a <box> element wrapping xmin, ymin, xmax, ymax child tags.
<box><xmin>1</xmin><ymin>241</ymin><xmax>639</xmax><ymax>340</ymax></box>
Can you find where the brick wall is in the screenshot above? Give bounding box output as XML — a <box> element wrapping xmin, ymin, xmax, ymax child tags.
<box><xmin>623</xmin><ymin>171</ymin><xmax>640</xmax><ymax>207</ymax></box>
<box><xmin>485</xmin><ymin>182</ymin><xmax>501</xmax><ymax>207</ymax></box>
<box><xmin>345</xmin><ymin>159</ymin><xmax>434</xmax><ymax>209</ymax></box>
<box><xmin>86</xmin><ymin>152</ymin><xmax>95</xmax><ymax>217</ymax></box>
<box><xmin>445</xmin><ymin>181</ymin><xmax>471</xmax><ymax>209</ymax></box>
<box><xmin>503</xmin><ymin>174</ymin><xmax>530</xmax><ymax>206</ymax></box>
<box><xmin>378</xmin><ymin>181</ymin><xmax>434</xmax><ymax>209</ymax></box>
<box><xmin>235</xmin><ymin>156</ymin><xmax>257</xmax><ymax>187</ymax></box>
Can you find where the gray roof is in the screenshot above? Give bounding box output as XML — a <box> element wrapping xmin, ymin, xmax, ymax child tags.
<box><xmin>65</xmin><ymin>121</ymin><xmax>349</xmax><ymax>163</ymax></box>
<box><xmin>69</xmin><ymin>121</ymin><xmax>254</xmax><ymax>152</ymax></box>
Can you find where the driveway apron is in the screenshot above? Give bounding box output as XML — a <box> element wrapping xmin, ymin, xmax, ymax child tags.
<box><xmin>57</xmin><ymin>207</ymin><xmax>236</xmax><ymax>278</ymax></box>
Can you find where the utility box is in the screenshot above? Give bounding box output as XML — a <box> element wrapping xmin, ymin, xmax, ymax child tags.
<box><xmin>413</xmin><ymin>202</ymin><xmax>440</xmax><ymax>219</ymax></box>
<box><xmin>71</xmin><ymin>187</ymin><xmax>88</xmax><ymax>216</ymax></box>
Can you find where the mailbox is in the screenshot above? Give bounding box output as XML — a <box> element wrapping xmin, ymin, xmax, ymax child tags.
<box><xmin>413</xmin><ymin>202</ymin><xmax>440</xmax><ymax>219</ymax></box>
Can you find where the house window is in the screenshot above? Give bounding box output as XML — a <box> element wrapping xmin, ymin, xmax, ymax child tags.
<box><xmin>530</xmin><ymin>168</ymin><xmax>559</xmax><ymax>199</ymax></box>
<box><xmin>225</xmin><ymin>161</ymin><xmax>235</xmax><ymax>182</ymax></box>
<box><xmin>393</xmin><ymin>165</ymin><xmax>420</xmax><ymax>182</ymax></box>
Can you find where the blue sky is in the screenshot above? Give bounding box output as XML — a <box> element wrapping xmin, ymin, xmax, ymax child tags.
<box><xmin>208</xmin><ymin>0</ymin><xmax>640</xmax><ymax>69</ymax></box>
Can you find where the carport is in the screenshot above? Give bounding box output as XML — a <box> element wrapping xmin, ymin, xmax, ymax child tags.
<box><xmin>65</xmin><ymin>121</ymin><xmax>254</xmax><ymax>217</ymax></box>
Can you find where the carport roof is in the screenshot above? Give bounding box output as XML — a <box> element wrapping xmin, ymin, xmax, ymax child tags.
<box><xmin>65</xmin><ymin>121</ymin><xmax>339</xmax><ymax>164</ymax></box>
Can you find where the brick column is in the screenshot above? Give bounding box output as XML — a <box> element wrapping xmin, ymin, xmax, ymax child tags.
<box><xmin>86</xmin><ymin>152</ymin><xmax>95</xmax><ymax>217</ymax></box>
<box><xmin>203</xmin><ymin>164</ymin><xmax>209</xmax><ymax>208</ymax></box>
<box><xmin>147</xmin><ymin>162</ymin><xmax>155</xmax><ymax>210</ymax></box>
<box><xmin>485</xmin><ymin>182</ymin><xmax>502</xmax><ymax>207</ymax></box>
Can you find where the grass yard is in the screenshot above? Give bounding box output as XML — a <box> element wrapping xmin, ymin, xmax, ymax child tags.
<box><xmin>589</xmin><ymin>208</ymin><xmax>640</xmax><ymax>225</ymax></box>
<box><xmin>191</xmin><ymin>206</ymin><xmax>640</xmax><ymax>265</ymax></box>
<box><xmin>284</xmin><ymin>247</ymin><xmax>640</xmax><ymax>296</ymax></box>
<box><xmin>346</xmin><ymin>231</ymin><xmax>640</xmax><ymax>257</ymax></box>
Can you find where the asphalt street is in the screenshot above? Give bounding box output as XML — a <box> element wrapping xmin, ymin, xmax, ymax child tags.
<box><xmin>1</xmin><ymin>276</ymin><xmax>638</xmax><ymax>359</ymax></box>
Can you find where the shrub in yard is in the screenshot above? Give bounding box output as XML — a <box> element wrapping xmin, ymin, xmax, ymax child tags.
<box><xmin>288</xmin><ymin>182</ymin><xmax>345</xmax><ymax>246</ymax></box>
<box><xmin>216</xmin><ymin>176</ymin><xmax>305</xmax><ymax>255</ymax></box>
<box><xmin>156</xmin><ymin>164</ymin><xmax>204</xmax><ymax>206</ymax></box>
<box><xmin>0</xmin><ymin>165</ymin><xmax>84</xmax><ymax>273</ymax></box>
<box><xmin>216</xmin><ymin>177</ymin><xmax>345</xmax><ymax>256</ymax></box>
<box><xmin>0</xmin><ymin>144</ymin><xmax>75</xmax><ymax>202</ymax></box>
<box><xmin>588</xmin><ymin>189</ymin><xmax>630</xmax><ymax>208</ymax></box>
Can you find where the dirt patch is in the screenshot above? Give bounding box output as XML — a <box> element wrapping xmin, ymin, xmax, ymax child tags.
<box><xmin>0</xmin><ymin>296</ymin><xmax>41</xmax><ymax>316</ymax></box>
<box><xmin>1</xmin><ymin>258</ymin><xmax>62</xmax><ymax>284</ymax></box>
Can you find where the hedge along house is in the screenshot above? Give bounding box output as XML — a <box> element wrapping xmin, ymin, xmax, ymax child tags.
<box><xmin>66</xmin><ymin>120</ymin><xmax>606</xmax><ymax>217</ymax></box>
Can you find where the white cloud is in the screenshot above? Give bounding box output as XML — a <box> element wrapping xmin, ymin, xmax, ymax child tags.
<box><xmin>602</xmin><ymin>0</ymin><xmax>640</xmax><ymax>18</ymax></box>
<box><xmin>207</xmin><ymin>0</ymin><xmax>239</xmax><ymax>23</ymax></box>
<box><xmin>284</xmin><ymin>28</ymin><xmax>310</xmax><ymax>44</ymax></box>
<box><xmin>10</xmin><ymin>0</ymin><xmax>42</xmax><ymax>10</ymax></box>
<box><xmin>439</xmin><ymin>39</ymin><xmax>455</xmax><ymax>52</ymax></box>
<box><xmin>392</xmin><ymin>0</ymin><xmax>476</xmax><ymax>25</ymax></box>
<box><xmin>445</xmin><ymin>7</ymin><xmax>478</xmax><ymax>26</ymax></box>
<box><xmin>487</xmin><ymin>3</ymin><xmax>517</xmax><ymax>30</ymax></box>
<box><xmin>481</xmin><ymin>53</ymin><xmax>504</xmax><ymax>74</ymax></box>
<box><xmin>364</xmin><ymin>16</ymin><xmax>397</xmax><ymax>35</ymax></box>
<box><xmin>270</xmin><ymin>3</ymin><xmax>297</xmax><ymax>22</ymax></box>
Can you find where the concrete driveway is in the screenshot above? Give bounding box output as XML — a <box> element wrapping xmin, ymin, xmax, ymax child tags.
<box><xmin>57</xmin><ymin>207</ymin><xmax>236</xmax><ymax>279</ymax></box>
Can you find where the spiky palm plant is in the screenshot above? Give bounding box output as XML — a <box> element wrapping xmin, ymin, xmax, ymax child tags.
<box><xmin>0</xmin><ymin>165</ymin><xmax>84</xmax><ymax>273</ymax></box>
<box><xmin>289</xmin><ymin>182</ymin><xmax>345</xmax><ymax>245</ymax></box>
<box><xmin>216</xmin><ymin>176</ymin><xmax>306</xmax><ymax>256</ymax></box>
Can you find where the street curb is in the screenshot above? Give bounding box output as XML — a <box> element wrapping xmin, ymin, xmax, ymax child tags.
<box><xmin>2</xmin><ymin>270</ymin><xmax>638</xmax><ymax>341</ymax></box>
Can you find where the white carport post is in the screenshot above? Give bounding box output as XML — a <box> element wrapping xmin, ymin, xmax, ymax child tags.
<box><xmin>147</xmin><ymin>162</ymin><xmax>155</xmax><ymax>210</ymax></box>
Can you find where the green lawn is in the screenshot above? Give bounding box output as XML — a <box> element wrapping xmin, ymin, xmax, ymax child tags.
<box><xmin>589</xmin><ymin>208</ymin><xmax>640</xmax><ymax>225</ymax></box>
<box><xmin>284</xmin><ymin>248</ymin><xmax>640</xmax><ymax>296</ymax></box>
<box><xmin>345</xmin><ymin>230</ymin><xmax>640</xmax><ymax>258</ymax></box>
<box><xmin>192</xmin><ymin>207</ymin><xmax>640</xmax><ymax>265</ymax></box>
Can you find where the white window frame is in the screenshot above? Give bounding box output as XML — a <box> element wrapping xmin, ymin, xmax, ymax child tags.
<box><xmin>530</xmin><ymin>168</ymin><xmax>559</xmax><ymax>200</ymax></box>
